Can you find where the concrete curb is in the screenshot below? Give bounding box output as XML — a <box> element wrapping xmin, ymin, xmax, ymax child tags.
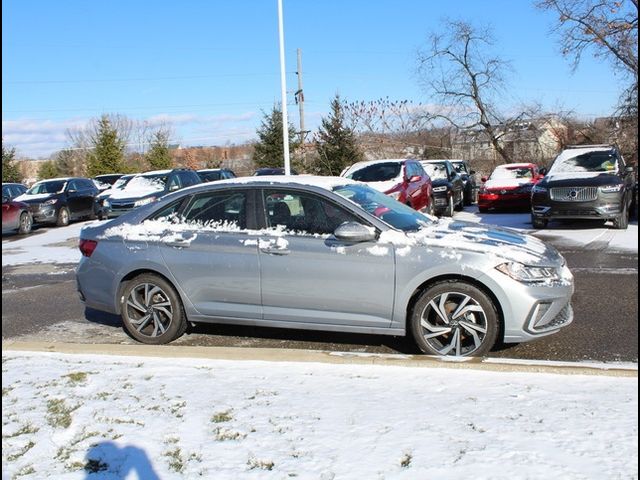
<box><xmin>2</xmin><ymin>340</ymin><xmax>637</xmax><ymax>377</ymax></box>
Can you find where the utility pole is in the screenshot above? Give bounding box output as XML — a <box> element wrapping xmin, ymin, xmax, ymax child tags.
<box><xmin>277</xmin><ymin>0</ymin><xmax>291</xmax><ymax>175</ymax></box>
<box><xmin>296</xmin><ymin>48</ymin><xmax>306</xmax><ymax>151</ymax></box>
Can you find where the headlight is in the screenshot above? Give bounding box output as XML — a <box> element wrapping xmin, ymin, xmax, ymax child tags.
<box><xmin>103</xmin><ymin>200</ymin><xmax>111</xmax><ymax>208</ymax></box>
<box><xmin>496</xmin><ymin>262</ymin><xmax>560</xmax><ymax>284</ymax></box>
<box><xmin>134</xmin><ymin>197</ymin><xmax>157</xmax><ymax>207</ymax></box>
<box><xmin>42</xmin><ymin>199</ymin><xmax>58</xmax><ymax>206</ymax></box>
<box><xmin>600</xmin><ymin>184</ymin><xmax>623</xmax><ymax>193</ymax></box>
<box><xmin>432</xmin><ymin>186</ymin><xmax>447</xmax><ymax>193</ymax></box>
<box><xmin>386</xmin><ymin>191</ymin><xmax>401</xmax><ymax>200</ymax></box>
<box><xmin>532</xmin><ymin>185</ymin><xmax>547</xmax><ymax>194</ymax></box>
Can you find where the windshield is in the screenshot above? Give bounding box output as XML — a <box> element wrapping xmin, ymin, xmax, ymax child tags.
<box><xmin>551</xmin><ymin>151</ymin><xmax>618</xmax><ymax>173</ymax></box>
<box><xmin>27</xmin><ymin>180</ymin><xmax>66</xmax><ymax>194</ymax></box>
<box><xmin>333</xmin><ymin>184</ymin><xmax>434</xmax><ymax>232</ymax></box>
<box><xmin>346</xmin><ymin>163</ymin><xmax>402</xmax><ymax>182</ymax></box>
<box><xmin>422</xmin><ymin>163</ymin><xmax>448</xmax><ymax>180</ymax></box>
<box><xmin>112</xmin><ymin>175</ymin><xmax>134</xmax><ymax>190</ymax></box>
<box><xmin>124</xmin><ymin>174</ymin><xmax>167</xmax><ymax>192</ymax></box>
<box><xmin>490</xmin><ymin>167</ymin><xmax>533</xmax><ymax>180</ymax></box>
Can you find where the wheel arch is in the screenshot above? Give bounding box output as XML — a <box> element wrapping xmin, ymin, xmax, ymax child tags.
<box><xmin>404</xmin><ymin>273</ymin><xmax>505</xmax><ymax>342</ymax></box>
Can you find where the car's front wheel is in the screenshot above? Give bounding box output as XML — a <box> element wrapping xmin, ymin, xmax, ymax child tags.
<box><xmin>18</xmin><ymin>211</ymin><xmax>32</xmax><ymax>235</ymax></box>
<box><xmin>410</xmin><ymin>280</ymin><xmax>499</xmax><ymax>357</ymax></box>
<box><xmin>531</xmin><ymin>214</ymin><xmax>548</xmax><ymax>229</ymax></box>
<box><xmin>612</xmin><ymin>201</ymin><xmax>629</xmax><ymax>230</ymax></box>
<box><xmin>120</xmin><ymin>274</ymin><xmax>188</xmax><ymax>344</ymax></box>
<box><xmin>56</xmin><ymin>207</ymin><xmax>70</xmax><ymax>227</ymax></box>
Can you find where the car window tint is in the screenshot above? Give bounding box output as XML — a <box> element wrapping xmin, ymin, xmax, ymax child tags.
<box><xmin>148</xmin><ymin>199</ymin><xmax>187</xmax><ymax>221</ymax></box>
<box><xmin>168</xmin><ymin>175</ymin><xmax>182</xmax><ymax>190</ymax></box>
<box><xmin>3</xmin><ymin>185</ymin><xmax>11</xmax><ymax>198</ymax></box>
<box><xmin>183</xmin><ymin>191</ymin><xmax>246</xmax><ymax>229</ymax></box>
<box><xmin>264</xmin><ymin>190</ymin><xmax>357</xmax><ymax>235</ymax></box>
<box><xmin>180</xmin><ymin>172</ymin><xmax>200</xmax><ymax>187</ymax></box>
<box><xmin>67</xmin><ymin>180</ymin><xmax>78</xmax><ymax>191</ymax></box>
<box><xmin>347</xmin><ymin>162</ymin><xmax>402</xmax><ymax>182</ymax></box>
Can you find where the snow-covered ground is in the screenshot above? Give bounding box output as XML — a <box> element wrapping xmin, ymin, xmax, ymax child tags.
<box><xmin>1</xmin><ymin>351</ymin><xmax>637</xmax><ymax>480</ymax></box>
<box><xmin>2</xmin><ymin>209</ymin><xmax>637</xmax><ymax>267</ymax></box>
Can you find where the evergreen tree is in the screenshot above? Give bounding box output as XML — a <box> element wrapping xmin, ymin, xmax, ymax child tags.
<box><xmin>314</xmin><ymin>94</ymin><xmax>364</xmax><ymax>175</ymax></box>
<box><xmin>54</xmin><ymin>149</ymin><xmax>77</xmax><ymax>176</ymax></box>
<box><xmin>86</xmin><ymin>115</ymin><xmax>126</xmax><ymax>177</ymax></box>
<box><xmin>38</xmin><ymin>160</ymin><xmax>60</xmax><ymax>180</ymax></box>
<box><xmin>253</xmin><ymin>106</ymin><xmax>300</xmax><ymax>169</ymax></box>
<box><xmin>2</xmin><ymin>142</ymin><xmax>22</xmax><ymax>183</ymax></box>
<box><xmin>146</xmin><ymin>130</ymin><xmax>173</xmax><ymax>170</ymax></box>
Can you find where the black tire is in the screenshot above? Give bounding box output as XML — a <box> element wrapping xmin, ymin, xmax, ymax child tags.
<box><xmin>410</xmin><ymin>280</ymin><xmax>499</xmax><ymax>357</ymax></box>
<box><xmin>120</xmin><ymin>273</ymin><xmax>188</xmax><ymax>345</ymax></box>
<box><xmin>531</xmin><ymin>214</ymin><xmax>548</xmax><ymax>229</ymax></box>
<box><xmin>612</xmin><ymin>201</ymin><xmax>629</xmax><ymax>230</ymax></box>
<box><xmin>444</xmin><ymin>196</ymin><xmax>454</xmax><ymax>217</ymax></box>
<box><xmin>478</xmin><ymin>206</ymin><xmax>488</xmax><ymax>213</ymax></box>
<box><xmin>454</xmin><ymin>191</ymin><xmax>464</xmax><ymax>211</ymax></box>
<box><xmin>18</xmin><ymin>211</ymin><xmax>32</xmax><ymax>235</ymax></box>
<box><xmin>424</xmin><ymin>197</ymin><xmax>435</xmax><ymax>217</ymax></box>
<box><xmin>56</xmin><ymin>207</ymin><xmax>70</xmax><ymax>227</ymax></box>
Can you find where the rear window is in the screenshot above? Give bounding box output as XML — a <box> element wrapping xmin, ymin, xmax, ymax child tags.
<box><xmin>346</xmin><ymin>163</ymin><xmax>402</xmax><ymax>182</ymax></box>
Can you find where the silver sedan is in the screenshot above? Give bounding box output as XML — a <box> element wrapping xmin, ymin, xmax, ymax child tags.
<box><xmin>76</xmin><ymin>176</ymin><xmax>574</xmax><ymax>357</ymax></box>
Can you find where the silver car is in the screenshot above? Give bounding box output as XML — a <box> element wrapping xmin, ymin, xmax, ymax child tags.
<box><xmin>76</xmin><ymin>176</ymin><xmax>574</xmax><ymax>357</ymax></box>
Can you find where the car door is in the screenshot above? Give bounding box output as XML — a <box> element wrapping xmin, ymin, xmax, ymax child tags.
<box><xmin>2</xmin><ymin>186</ymin><xmax>19</xmax><ymax>230</ymax></box>
<box><xmin>156</xmin><ymin>188</ymin><xmax>262</xmax><ymax>320</ymax></box>
<box><xmin>257</xmin><ymin>188</ymin><xmax>395</xmax><ymax>328</ymax></box>
<box><xmin>64</xmin><ymin>180</ymin><xmax>85</xmax><ymax>217</ymax></box>
<box><xmin>447</xmin><ymin>162</ymin><xmax>464</xmax><ymax>206</ymax></box>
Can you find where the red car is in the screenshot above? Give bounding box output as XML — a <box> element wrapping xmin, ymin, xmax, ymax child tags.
<box><xmin>2</xmin><ymin>182</ymin><xmax>33</xmax><ymax>234</ymax></box>
<box><xmin>341</xmin><ymin>159</ymin><xmax>434</xmax><ymax>215</ymax></box>
<box><xmin>478</xmin><ymin>163</ymin><xmax>545</xmax><ymax>212</ymax></box>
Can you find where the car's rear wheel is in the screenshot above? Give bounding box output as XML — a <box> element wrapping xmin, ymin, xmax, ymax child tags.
<box><xmin>531</xmin><ymin>214</ymin><xmax>548</xmax><ymax>229</ymax></box>
<box><xmin>612</xmin><ymin>201</ymin><xmax>629</xmax><ymax>230</ymax></box>
<box><xmin>444</xmin><ymin>196</ymin><xmax>454</xmax><ymax>217</ymax></box>
<box><xmin>120</xmin><ymin>274</ymin><xmax>187</xmax><ymax>344</ymax></box>
<box><xmin>410</xmin><ymin>281</ymin><xmax>499</xmax><ymax>357</ymax></box>
<box><xmin>56</xmin><ymin>207</ymin><xmax>70</xmax><ymax>227</ymax></box>
<box><xmin>18</xmin><ymin>211</ymin><xmax>32</xmax><ymax>235</ymax></box>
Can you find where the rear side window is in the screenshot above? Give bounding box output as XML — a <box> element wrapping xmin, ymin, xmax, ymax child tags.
<box><xmin>183</xmin><ymin>191</ymin><xmax>247</xmax><ymax>229</ymax></box>
<box><xmin>180</xmin><ymin>171</ymin><xmax>201</xmax><ymax>187</ymax></box>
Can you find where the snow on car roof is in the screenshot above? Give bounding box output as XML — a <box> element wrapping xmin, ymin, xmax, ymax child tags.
<box><xmin>33</xmin><ymin>177</ymin><xmax>73</xmax><ymax>183</ymax></box>
<box><xmin>493</xmin><ymin>162</ymin><xmax>536</xmax><ymax>170</ymax></box>
<box><xmin>215</xmin><ymin>175</ymin><xmax>358</xmax><ymax>190</ymax></box>
<box><xmin>137</xmin><ymin>169</ymin><xmax>173</xmax><ymax>176</ymax></box>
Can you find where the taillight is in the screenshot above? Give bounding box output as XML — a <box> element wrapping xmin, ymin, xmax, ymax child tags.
<box><xmin>79</xmin><ymin>239</ymin><xmax>98</xmax><ymax>257</ymax></box>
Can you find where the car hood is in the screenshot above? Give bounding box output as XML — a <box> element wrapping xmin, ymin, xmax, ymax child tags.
<box><xmin>483</xmin><ymin>178</ymin><xmax>531</xmax><ymax>190</ymax></box>
<box><xmin>381</xmin><ymin>219</ymin><xmax>563</xmax><ymax>266</ymax></box>
<box><xmin>14</xmin><ymin>193</ymin><xmax>57</xmax><ymax>203</ymax></box>
<box><xmin>108</xmin><ymin>191</ymin><xmax>161</xmax><ymax>202</ymax></box>
<box><xmin>542</xmin><ymin>172</ymin><xmax>622</xmax><ymax>186</ymax></box>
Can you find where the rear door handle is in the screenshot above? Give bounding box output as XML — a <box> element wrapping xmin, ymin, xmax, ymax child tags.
<box><xmin>260</xmin><ymin>247</ymin><xmax>290</xmax><ymax>255</ymax></box>
<box><xmin>166</xmin><ymin>239</ymin><xmax>192</xmax><ymax>248</ymax></box>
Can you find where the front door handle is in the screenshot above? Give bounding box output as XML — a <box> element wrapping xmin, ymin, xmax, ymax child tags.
<box><xmin>166</xmin><ymin>239</ymin><xmax>192</xmax><ymax>248</ymax></box>
<box><xmin>260</xmin><ymin>247</ymin><xmax>290</xmax><ymax>255</ymax></box>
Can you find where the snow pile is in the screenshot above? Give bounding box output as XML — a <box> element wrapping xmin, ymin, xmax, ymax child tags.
<box><xmin>1</xmin><ymin>351</ymin><xmax>637</xmax><ymax>479</ymax></box>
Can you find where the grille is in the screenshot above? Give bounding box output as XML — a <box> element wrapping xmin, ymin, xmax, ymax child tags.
<box><xmin>531</xmin><ymin>303</ymin><xmax>573</xmax><ymax>333</ymax></box>
<box><xmin>110</xmin><ymin>202</ymin><xmax>135</xmax><ymax>210</ymax></box>
<box><xmin>550</xmin><ymin>187</ymin><xmax>598</xmax><ymax>202</ymax></box>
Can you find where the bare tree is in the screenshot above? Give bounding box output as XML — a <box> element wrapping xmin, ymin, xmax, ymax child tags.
<box><xmin>417</xmin><ymin>20</ymin><xmax>535</xmax><ymax>164</ymax></box>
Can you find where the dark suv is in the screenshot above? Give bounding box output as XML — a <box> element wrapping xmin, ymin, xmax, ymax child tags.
<box><xmin>450</xmin><ymin>159</ymin><xmax>478</xmax><ymax>205</ymax></box>
<box><xmin>15</xmin><ymin>177</ymin><xmax>99</xmax><ymax>226</ymax></box>
<box><xmin>531</xmin><ymin>145</ymin><xmax>636</xmax><ymax>229</ymax></box>
<box><xmin>197</xmin><ymin>168</ymin><xmax>237</xmax><ymax>182</ymax></box>
<box><xmin>105</xmin><ymin>168</ymin><xmax>202</xmax><ymax>218</ymax></box>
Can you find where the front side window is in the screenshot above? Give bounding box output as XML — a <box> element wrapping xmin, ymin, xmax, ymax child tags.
<box><xmin>264</xmin><ymin>190</ymin><xmax>358</xmax><ymax>235</ymax></box>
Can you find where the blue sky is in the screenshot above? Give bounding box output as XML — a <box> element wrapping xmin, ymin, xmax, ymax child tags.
<box><xmin>2</xmin><ymin>0</ymin><xmax>625</xmax><ymax>158</ymax></box>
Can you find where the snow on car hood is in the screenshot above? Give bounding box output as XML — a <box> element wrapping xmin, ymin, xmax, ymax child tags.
<box><xmin>109</xmin><ymin>177</ymin><xmax>164</xmax><ymax>200</ymax></box>
<box><xmin>380</xmin><ymin>219</ymin><xmax>564</xmax><ymax>266</ymax></box>
<box><xmin>483</xmin><ymin>178</ymin><xmax>530</xmax><ymax>190</ymax></box>
<box><xmin>543</xmin><ymin>171</ymin><xmax>612</xmax><ymax>182</ymax></box>
<box><xmin>14</xmin><ymin>193</ymin><xmax>56</xmax><ymax>202</ymax></box>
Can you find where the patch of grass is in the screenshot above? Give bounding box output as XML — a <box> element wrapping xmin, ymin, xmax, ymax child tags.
<box><xmin>163</xmin><ymin>447</ymin><xmax>184</xmax><ymax>473</ymax></box>
<box><xmin>96</xmin><ymin>391</ymin><xmax>111</xmax><ymax>400</ymax></box>
<box><xmin>247</xmin><ymin>456</ymin><xmax>274</xmax><ymax>471</ymax></box>
<box><xmin>214</xmin><ymin>427</ymin><xmax>246</xmax><ymax>441</ymax></box>
<box><xmin>211</xmin><ymin>410</ymin><xmax>233</xmax><ymax>423</ymax></box>
<box><xmin>400</xmin><ymin>452</ymin><xmax>412</xmax><ymax>468</ymax></box>
<box><xmin>170</xmin><ymin>401</ymin><xmax>187</xmax><ymax>418</ymax></box>
<box><xmin>7</xmin><ymin>441</ymin><xmax>35</xmax><ymax>461</ymax></box>
<box><xmin>3</xmin><ymin>422</ymin><xmax>39</xmax><ymax>439</ymax></box>
<box><xmin>56</xmin><ymin>429</ymin><xmax>100</xmax><ymax>461</ymax></box>
<box><xmin>63</xmin><ymin>372</ymin><xmax>90</xmax><ymax>384</ymax></box>
<box><xmin>14</xmin><ymin>465</ymin><xmax>35</xmax><ymax>477</ymax></box>
<box><xmin>46</xmin><ymin>398</ymin><xmax>78</xmax><ymax>429</ymax></box>
<box><xmin>2</xmin><ymin>386</ymin><xmax>14</xmax><ymax>396</ymax></box>
<box><xmin>84</xmin><ymin>458</ymin><xmax>109</xmax><ymax>473</ymax></box>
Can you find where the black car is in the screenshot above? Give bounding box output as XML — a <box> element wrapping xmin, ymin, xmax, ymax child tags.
<box><xmin>450</xmin><ymin>159</ymin><xmax>478</xmax><ymax>205</ymax></box>
<box><xmin>420</xmin><ymin>160</ymin><xmax>464</xmax><ymax>217</ymax></box>
<box><xmin>15</xmin><ymin>177</ymin><xmax>99</xmax><ymax>226</ymax></box>
<box><xmin>531</xmin><ymin>144</ymin><xmax>636</xmax><ymax>230</ymax></box>
<box><xmin>94</xmin><ymin>173</ymin><xmax>124</xmax><ymax>191</ymax></box>
<box><xmin>105</xmin><ymin>168</ymin><xmax>202</xmax><ymax>218</ymax></box>
<box><xmin>94</xmin><ymin>174</ymin><xmax>136</xmax><ymax>220</ymax></box>
<box><xmin>253</xmin><ymin>167</ymin><xmax>298</xmax><ymax>176</ymax></box>
<box><xmin>197</xmin><ymin>168</ymin><xmax>237</xmax><ymax>182</ymax></box>
<box><xmin>2</xmin><ymin>182</ymin><xmax>28</xmax><ymax>201</ymax></box>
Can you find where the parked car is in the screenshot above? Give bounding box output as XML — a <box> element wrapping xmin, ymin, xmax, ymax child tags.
<box><xmin>478</xmin><ymin>163</ymin><xmax>545</xmax><ymax>213</ymax></box>
<box><xmin>94</xmin><ymin>174</ymin><xmax>136</xmax><ymax>220</ymax></box>
<box><xmin>531</xmin><ymin>144</ymin><xmax>636</xmax><ymax>229</ymax></box>
<box><xmin>2</xmin><ymin>183</ymin><xmax>32</xmax><ymax>234</ymax></box>
<box><xmin>93</xmin><ymin>174</ymin><xmax>124</xmax><ymax>192</ymax></box>
<box><xmin>420</xmin><ymin>160</ymin><xmax>464</xmax><ymax>217</ymax></box>
<box><xmin>104</xmin><ymin>168</ymin><xmax>202</xmax><ymax>218</ymax></box>
<box><xmin>15</xmin><ymin>177</ymin><xmax>99</xmax><ymax>226</ymax></box>
<box><xmin>77</xmin><ymin>176</ymin><xmax>574</xmax><ymax>357</ymax></box>
<box><xmin>342</xmin><ymin>159</ymin><xmax>434</xmax><ymax>215</ymax></box>
<box><xmin>450</xmin><ymin>159</ymin><xmax>478</xmax><ymax>205</ymax></box>
<box><xmin>253</xmin><ymin>167</ymin><xmax>298</xmax><ymax>176</ymax></box>
<box><xmin>197</xmin><ymin>168</ymin><xmax>237</xmax><ymax>182</ymax></box>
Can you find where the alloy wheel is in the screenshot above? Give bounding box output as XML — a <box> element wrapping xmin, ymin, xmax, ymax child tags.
<box><xmin>125</xmin><ymin>283</ymin><xmax>174</xmax><ymax>338</ymax></box>
<box><xmin>419</xmin><ymin>291</ymin><xmax>489</xmax><ymax>356</ymax></box>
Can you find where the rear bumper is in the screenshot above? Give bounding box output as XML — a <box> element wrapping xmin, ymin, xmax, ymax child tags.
<box><xmin>478</xmin><ymin>193</ymin><xmax>531</xmax><ymax>209</ymax></box>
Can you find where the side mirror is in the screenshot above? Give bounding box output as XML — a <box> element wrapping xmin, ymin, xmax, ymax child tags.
<box><xmin>169</xmin><ymin>184</ymin><xmax>180</xmax><ymax>191</ymax></box>
<box><xmin>539</xmin><ymin>167</ymin><xmax>547</xmax><ymax>176</ymax></box>
<box><xmin>2</xmin><ymin>195</ymin><xmax>10</xmax><ymax>204</ymax></box>
<box><xmin>334</xmin><ymin>222</ymin><xmax>377</xmax><ymax>243</ymax></box>
<box><xmin>481</xmin><ymin>176</ymin><xmax>488</xmax><ymax>183</ymax></box>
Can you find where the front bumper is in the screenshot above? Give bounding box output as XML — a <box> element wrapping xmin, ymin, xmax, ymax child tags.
<box><xmin>531</xmin><ymin>191</ymin><xmax>623</xmax><ymax>221</ymax></box>
<box><xmin>29</xmin><ymin>204</ymin><xmax>58</xmax><ymax>224</ymax></box>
